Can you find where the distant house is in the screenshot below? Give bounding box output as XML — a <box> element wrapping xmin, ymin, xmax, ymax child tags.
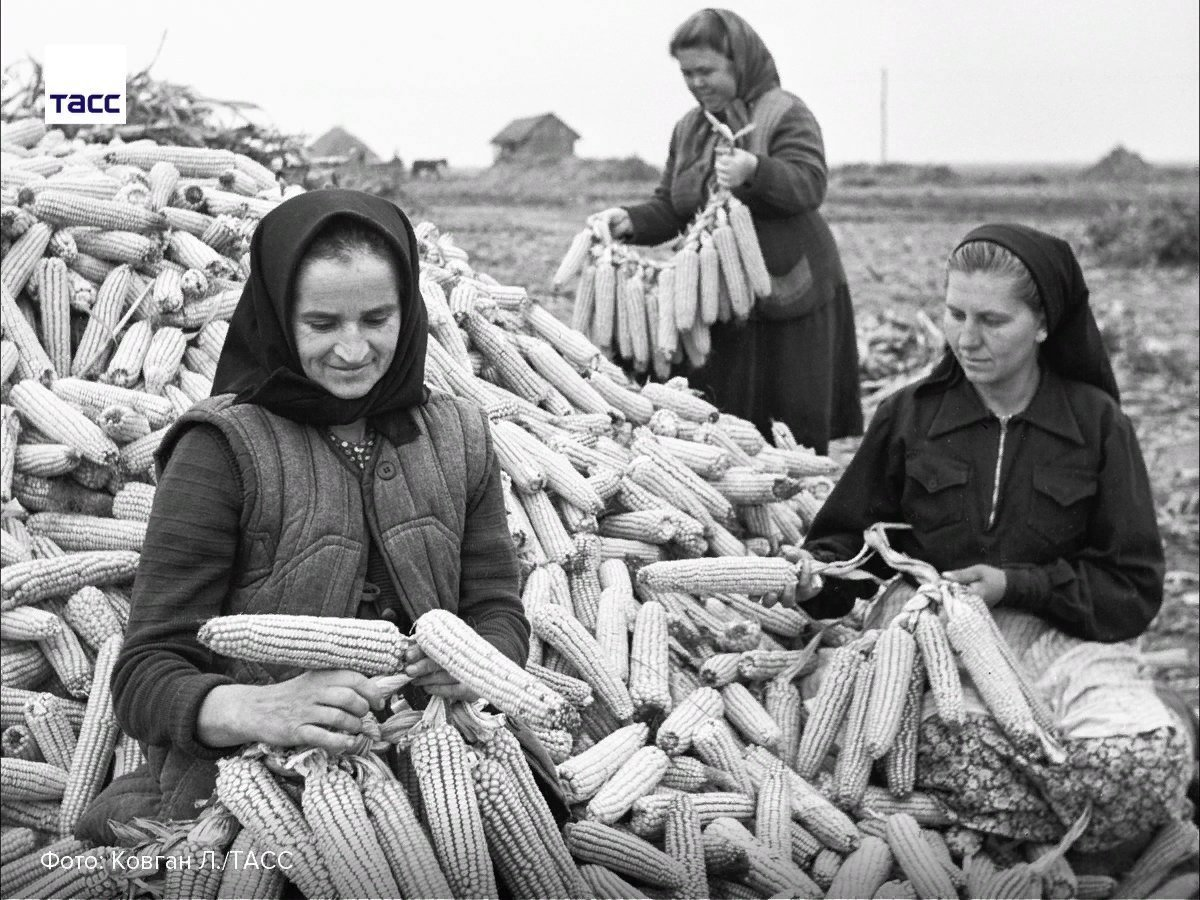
<box><xmin>490</xmin><ymin>113</ymin><xmax>580</xmax><ymax>163</ymax></box>
<box><xmin>308</xmin><ymin>126</ymin><xmax>381</xmax><ymax>165</ymax></box>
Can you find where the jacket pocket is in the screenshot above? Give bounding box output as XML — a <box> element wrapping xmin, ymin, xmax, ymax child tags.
<box><xmin>903</xmin><ymin>452</ymin><xmax>971</xmax><ymax>532</ymax></box>
<box><xmin>1028</xmin><ymin>465</ymin><xmax>1097</xmax><ymax>546</ymax></box>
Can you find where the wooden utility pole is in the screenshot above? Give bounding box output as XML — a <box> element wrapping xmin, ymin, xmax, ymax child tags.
<box><xmin>880</xmin><ymin>67</ymin><xmax>889</xmax><ymax>165</ymax></box>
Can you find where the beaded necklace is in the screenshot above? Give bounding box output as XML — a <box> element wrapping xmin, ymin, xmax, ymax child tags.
<box><xmin>325</xmin><ymin>427</ymin><xmax>377</xmax><ymax>471</ymax></box>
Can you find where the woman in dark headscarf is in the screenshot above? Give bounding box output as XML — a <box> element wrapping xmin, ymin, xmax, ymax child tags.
<box><xmin>799</xmin><ymin>224</ymin><xmax>1195</xmax><ymax>855</ymax></box>
<box><xmin>593</xmin><ymin>8</ymin><xmax>863</xmax><ymax>454</ymax></box>
<box><xmin>78</xmin><ymin>189</ymin><xmax>537</xmax><ymax>840</ymax></box>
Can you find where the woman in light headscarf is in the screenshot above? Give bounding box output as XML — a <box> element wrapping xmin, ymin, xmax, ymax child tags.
<box><xmin>801</xmin><ymin>223</ymin><xmax>1196</xmax><ymax>857</ymax></box>
<box><xmin>79</xmin><ymin>190</ymin><xmax>563</xmax><ymax>844</ymax></box>
<box><xmin>594</xmin><ymin>8</ymin><xmax>863</xmax><ymax>454</ymax></box>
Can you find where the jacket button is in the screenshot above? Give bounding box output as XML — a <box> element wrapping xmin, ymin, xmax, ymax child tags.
<box><xmin>380</xmin><ymin>607</ymin><xmax>398</xmax><ymax>624</ymax></box>
<box><xmin>378</xmin><ymin>461</ymin><xmax>396</xmax><ymax>480</ymax></box>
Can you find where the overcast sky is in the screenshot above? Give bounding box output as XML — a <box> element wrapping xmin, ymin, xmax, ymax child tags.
<box><xmin>3</xmin><ymin>0</ymin><xmax>1197</xmax><ymax>168</ymax></box>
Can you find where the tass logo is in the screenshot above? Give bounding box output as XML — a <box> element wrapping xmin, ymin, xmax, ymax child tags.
<box><xmin>43</xmin><ymin>44</ymin><xmax>127</xmax><ymax>125</ymax></box>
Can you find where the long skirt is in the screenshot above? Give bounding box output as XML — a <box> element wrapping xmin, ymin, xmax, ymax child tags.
<box><xmin>685</xmin><ymin>284</ymin><xmax>863</xmax><ymax>454</ymax></box>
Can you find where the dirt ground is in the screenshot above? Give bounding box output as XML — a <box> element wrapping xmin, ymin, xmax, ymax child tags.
<box><xmin>405</xmin><ymin>172</ymin><xmax>1200</xmax><ymax>716</ymax></box>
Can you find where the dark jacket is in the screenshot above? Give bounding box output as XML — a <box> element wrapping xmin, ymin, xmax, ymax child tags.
<box><xmin>79</xmin><ymin>390</ymin><xmax>525</xmax><ymax>840</ymax></box>
<box><xmin>804</xmin><ymin>367</ymin><xmax>1164</xmax><ymax>642</ymax></box>
<box><xmin>623</xmin><ymin>89</ymin><xmax>847</xmax><ymax>321</ymax></box>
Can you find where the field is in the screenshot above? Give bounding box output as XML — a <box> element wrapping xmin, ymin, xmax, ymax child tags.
<box><xmin>404</xmin><ymin>166</ymin><xmax>1200</xmax><ymax>713</ymax></box>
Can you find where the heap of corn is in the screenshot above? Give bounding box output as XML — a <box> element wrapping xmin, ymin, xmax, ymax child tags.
<box><xmin>2</xmin><ymin>120</ymin><xmax>1197</xmax><ymax>899</ymax></box>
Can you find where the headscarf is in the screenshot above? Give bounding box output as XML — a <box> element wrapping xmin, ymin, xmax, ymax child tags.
<box><xmin>929</xmin><ymin>223</ymin><xmax>1120</xmax><ymax>401</ymax></box>
<box><xmin>212</xmin><ymin>189</ymin><xmax>428</xmax><ymax>444</ymax></box>
<box><xmin>668</xmin><ymin>9</ymin><xmax>783</xmax><ymax>204</ymax></box>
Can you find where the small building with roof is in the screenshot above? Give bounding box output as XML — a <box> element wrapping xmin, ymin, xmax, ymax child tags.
<box><xmin>308</xmin><ymin>126</ymin><xmax>381</xmax><ymax>166</ymax></box>
<box><xmin>490</xmin><ymin>113</ymin><xmax>580</xmax><ymax>163</ymax></box>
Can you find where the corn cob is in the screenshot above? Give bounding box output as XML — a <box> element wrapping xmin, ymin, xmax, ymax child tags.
<box><xmin>1</xmin><ymin>606</ymin><xmax>62</xmax><ymax>641</ymax></box>
<box><xmin>106</xmin><ymin>145</ymin><xmax>238</xmax><ymax>178</ymax></box>
<box><xmin>531</xmin><ymin>602</ymin><xmax>635</xmax><ymax>721</ymax></box>
<box><xmin>0</xmin><ymin>836</ymin><xmax>85</xmax><ymax>897</ymax></box>
<box><xmin>36</xmin><ymin>609</ymin><xmax>93</xmax><ymax>698</ymax></box>
<box><xmin>111</xmin><ymin>481</ymin><xmax>155</xmax><ymax>522</ymax></box>
<box><xmin>586</xmin><ymin>744</ymin><xmax>669</xmax><ymax>823</ymax></box>
<box><xmin>578</xmin><ymin>863</ymin><xmax>650</xmax><ymax>899</ymax></box>
<box><xmin>884</xmin><ymin>812</ymin><xmax>959</xmax><ymax>899</ymax></box>
<box><xmin>752</xmin><ymin>759</ymin><xmax>795</xmax><ymax>860</ymax></box>
<box><xmin>0</xmin><ymin>826</ymin><xmax>39</xmax><ymax>868</ymax></box>
<box><xmin>630</xmin><ymin>790</ymin><xmax>755</xmax><ymax>839</ymax></box>
<box><xmin>627</xmin><ymin>600</ymin><xmax>672</xmax><ymax>720</ymax></box>
<box><xmin>17</xmin><ymin>844</ymin><xmax>122</xmax><ymax>899</ymax></box>
<box><xmin>557</xmin><ymin>721</ymin><xmax>650</xmax><ymax>807</ymax></box>
<box><xmin>137</xmin><ymin>325</ymin><xmax>186</xmax><ymax>394</ymax></box>
<box><xmin>2</xmin><ymin>550</ymin><xmax>139</xmax><ymax>609</ymax></box>
<box><xmin>1</xmin><ymin>222</ymin><xmax>52</xmax><ymax>297</ymax></box>
<box><xmin>111</xmin><ymin>731</ymin><xmax>146</xmax><ymax>780</ymax></box>
<box><xmin>410</xmin><ymin>720</ymin><xmax>498</xmax><ymax>898</ymax></box>
<box><xmin>215</xmin><ymin>754</ymin><xmax>335</xmax><ymax>899</ymax></box>
<box><xmin>671</xmin><ymin>241</ymin><xmax>701</xmax><ymax>332</ymax></box>
<box><xmin>0</xmin><ymin>407</ymin><xmax>17</xmax><ymax>503</ymax></box>
<box><xmin>657</xmin><ymin>754</ymin><xmax>721</xmax><ymax>792</ymax></box>
<box><xmin>520</xmin><ymin>489</ymin><xmax>577</xmax><ymax>565</ymax></box>
<box><xmin>415</xmin><ymin>608</ymin><xmax>573</xmax><ymax>729</ymax></box>
<box><xmin>0</xmin><ymin>757</ymin><xmax>69</xmax><ymax>800</ymax></box>
<box><xmin>691</xmin><ymin>717</ymin><xmax>755</xmax><ymax>796</ymax></box>
<box><xmin>12</xmin><ymin>442</ymin><xmax>80</xmax><ymax>482</ymax></box>
<box><xmin>879</xmin><ymin>655</ymin><xmax>924</xmax><ymax>797</ymax></box>
<box><xmin>70</xmin><ymin>228</ymin><xmax>162</xmax><ymax>267</ymax></box>
<box><xmin>212</xmin><ymin>827</ymin><xmax>287</xmax><ymax>899</ymax></box>
<box><xmin>100</xmin><ymin>319</ymin><xmax>152</xmax><ymax>388</ymax></box>
<box><xmin>857</xmin><ymin>787</ymin><xmax>953</xmax><ymax>827</ymax></box>
<box><xmin>944</xmin><ymin>603</ymin><xmax>1041</xmax><ymax>752</ymax></box>
<box><xmin>908</xmin><ymin>609</ymin><xmax>964</xmax><ymax>731</ymax></box>
<box><xmin>705</xmin><ymin>817</ymin><xmax>821</xmax><ymax>898</ymax></box>
<box><xmin>1</xmin><ymin>286</ymin><xmax>56</xmax><ymax>383</ymax></box>
<box><xmin>474</xmin><ymin>756</ymin><xmax>572</xmax><ymax>899</ymax></box>
<box><xmin>60</xmin><ymin>585</ymin><xmax>124</xmax><ymax>652</ymax></box>
<box><xmin>763</xmin><ymin>675</ymin><xmax>803</xmax><ymax>764</ymax></box>
<box><xmin>795</xmin><ymin>639</ymin><xmax>864</xmax><ymax>777</ymax></box>
<box><xmin>1072</xmin><ymin>874</ymin><xmax>1117</xmax><ymax>899</ymax></box>
<box><xmin>859</xmin><ymin>624</ymin><xmax>918</xmax><ymax>761</ymax></box>
<box><xmin>24</xmin><ymin>512</ymin><xmax>144</xmax><ymax>554</ymax></box>
<box><xmin>296</xmin><ymin>756</ymin><xmax>402</xmax><ymax>899</ymax></box>
<box><xmin>555</xmin><ymin>227</ymin><xmax>594</xmax><ymax>287</ymax></box>
<box><xmin>637</xmin><ymin>557</ymin><xmax>796</xmax><ymax>597</ymax></box>
<box><xmin>2</xmin><ymin>686</ymin><xmax>84</xmax><ymax>733</ymax></box>
<box><xmin>57</xmin><ymin>633</ymin><xmax>120</xmax><ymax>836</ymax></box>
<box><xmin>586</xmin><ymin>371</ymin><xmax>656</xmax><ymax>424</ymax></box>
<box><xmin>521</xmin><ymin>337</ymin><xmax>612</xmax><ymax>416</ymax></box>
<box><xmin>197</xmin><ymin>612</ymin><xmax>407</xmax><ymax>675</ymax></box>
<box><xmin>656</xmin><ymin>685</ymin><xmax>724</xmax><ymax>755</ymax></box>
<box><xmin>721</xmin><ymin>682</ymin><xmax>783</xmax><ymax>750</ymax></box>
<box><xmin>594</xmin><ymin>588</ymin><xmax>631</xmax><ymax>686</ymax></box>
<box><xmin>744</xmin><ymin>745</ymin><xmax>861</xmax><ymax>853</ymax></box>
<box><xmin>566</xmin><ymin>820</ymin><xmax>689</xmax><ymax>890</ymax></box>
<box><xmin>33</xmin><ymin>189</ymin><xmax>167</xmax><ymax>233</ymax></box>
<box><xmin>52</xmin><ymin>376</ymin><xmax>174</xmax><ymax>428</ymax></box>
<box><xmin>724</xmin><ymin>198</ymin><xmax>770</xmax><ymax>298</ymax></box>
<box><xmin>1114</xmin><ymin>819</ymin><xmax>1199</xmax><ymax>899</ymax></box>
<box><xmin>711</xmin><ymin>220</ymin><xmax>753</xmax><ymax>322</ymax></box>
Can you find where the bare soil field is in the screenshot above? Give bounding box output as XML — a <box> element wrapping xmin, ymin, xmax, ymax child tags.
<box><xmin>405</xmin><ymin>171</ymin><xmax>1200</xmax><ymax>714</ymax></box>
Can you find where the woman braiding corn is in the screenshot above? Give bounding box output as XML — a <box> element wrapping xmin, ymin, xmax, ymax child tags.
<box><xmin>800</xmin><ymin>223</ymin><xmax>1197</xmax><ymax>857</ymax></box>
<box><xmin>76</xmin><ymin>190</ymin><xmax>565</xmax><ymax>842</ymax></box>
<box><xmin>591</xmin><ymin>8</ymin><xmax>863</xmax><ymax>455</ymax></box>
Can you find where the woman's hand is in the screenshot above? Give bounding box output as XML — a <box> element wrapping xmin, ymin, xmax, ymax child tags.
<box><xmin>404</xmin><ymin>645</ymin><xmax>479</xmax><ymax>703</ymax></box>
<box><xmin>942</xmin><ymin>564</ymin><xmax>1007</xmax><ymax>606</ymax></box>
<box><xmin>196</xmin><ymin>670</ymin><xmax>382</xmax><ymax>755</ymax></box>
<box><xmin>590</xmin><ymin>208</ymin><xmax>634</xmax><ymax>241</ymax></box>
<box><xmin>715</xmin><ymin>148</ymin><xmax>758</xmax><ymax>189</ymax></box>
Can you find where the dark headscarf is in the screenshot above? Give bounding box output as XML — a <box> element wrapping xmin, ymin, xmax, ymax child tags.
<box><xmin>212</xmin><ymin>189</ymin><xmax>428</xmax><ymax>444</ymax></box>
<box><xmin>668</xmin><ymin>9</ymin><xmax>783</xmax><ymax>200</ymax></box>
<box><xmin>929</xmin><ymin>223</ymin><xmax>1120</xmax><ymax>401</ymax></box>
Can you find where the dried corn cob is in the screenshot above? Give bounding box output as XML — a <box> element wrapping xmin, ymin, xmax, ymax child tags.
<box><xmin>628</xmin><ymin>600</ymin><xmax>672</xmax><ymax>719</ymax></box>
<box><xmin>566</xmin><ymin>820</ymin><xmax>688</xmax><ymax>891</ymax></box>
<box><xmin>586</xmin><ymin>744</ymin><xmax>669</xmax><ymax>824</ymax></box>
<box><xmin>530</xmin><ymin>602</ymin><xmax>635</xmax><ymax>721</ymax></box>
<box><xmin>198</xmin><ymin>613</ymin><xmax>407</xmax><ymax>675</ymax></box>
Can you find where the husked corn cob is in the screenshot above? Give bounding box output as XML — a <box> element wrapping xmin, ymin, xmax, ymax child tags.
<box><xmin>744</xmin><ymin>745</ymin><xmax>861</xmax><ymax>853</ymax></box>
<box><xmin>795</xmin><ymin>639</ymin><xmax>864</xmax><ymax>777</ymax></box>
<box><xmin>71</xmin><ymin>228</ymin><xmax>162</xmax><ymax>267</ymax></box>
<box><xmin>52</xmin><ymin>376</ymin><xmax>174</xmax><ymax>428</ymax></box>
<box><xmin>474</xmin><ymin>757</ymin><xmax>571</xmax><ymax>899</ymax></box>
<box><xmin>412</xmin><ymin>722</ymin><xmax>499</xmax><ymax>899</ymax></box>
<box><xmin>141</xmin><ymin>325</ymin><xmax>187</xmax><ymax>394</ymax></box>
<box><xmin>416</xmin><ymin>609</ymin><xmax>573</xmax><ymax>729</ymax></box>
<box><xmin>692</xmin><ymin>717</ymin><xmax>755</xmax><ymax>796</ymax></box>
<box><xmin>705</xmin><ymin>817</ymin><xmax>821</xmax><ymax>898</ymax></box>
<box><xmin>37</xmin><ymin>611</ymin><xmax>94</xmax><ymax>698</ymax></box>
<box><xmin>629</xmin><ymin>790</ymin><xmax>755</xmax><ymax>839</ymax></box>
<box><xmin>528</xmin><ymin>662</ymin><xmax>594</xmax><ymax>707</ymax></box>
<box><xmin>2</xmin><ymin>550</ymin><xmax>139</xmax><ymax>609</ymax></box>
<box><xmin>0</xmin><ymin>826</ymin><xmax>39</xmax><ymax>867</ymax></box>
<box><xmin>858</xmin><ymin>787</ymin><xmax>954</xmax><ymax>827</ymax></box>
<box><xmin>628</xmin><ymin>600</ymin><xmax>672</xmax><ymax>719</ymax></box>
<box><xmin>764</xmin><ymin>675</ymin><xmax>803</xmax><ymax>764</ymax></box>
<box><xmin>58</xmin><ymin>634</ymin><xmax>121</xmax><ymax>837</ymax></box>
<box><xmin>656</xmin><ymin>685</ymin><xmax>724</xmax><ymax>755</ymax></box>
<box><xmin>756</xmin><ymin>760</ymin><xmax>795</xmax><ymax>857</ymax></box>
<box><xmin>586</xmin><ymin>744</ymin><xmax>669</xmax><ymax>824</ymax></box>
<box><xmin>25</xmin><ymin>512</ymin><xmax>145</xmax><ymax>553</ymax></box>
<box><xmin>586</xmin><ymin>370</ymin><xmax>655</xmax><ymax>424</ymax></box>
<box><xmin>0</xmin><ymin>606</ymin><xmax>61</xmax><ymax>640</ymax></box>
<box><xmin>558</xmin><ymin>722</ymin><xmax>649</xmax><ymax>803</ymax></box>
<box><xmin>213</xmin><ymin>827</ymin><xmax>287</xmax><ymax>900</ymax></box>
<box><xmin>722</xmin><ymin>682</ymin><xmax>783</xmax><ymax>749</ymax></box>
<box><xmin>102</xmin><ymin>320</ymin><xmax>153</xmax><ymax>388</ymax></box>
<box><xmin>197</xmin><ymin>613</ymin><xmax>407</xmax><ymax>675</ymax></box>
<box><xmin>62</xmin><ymin>585</ymin><xmax>124</xmax><ymax>651</ymax></box>
<box><xmin>824</xmin><ymin>834</ymin><xmax>894</xmax><ymax>899</ymax></box>
<box><xmin>1</xmin><ymin>222</ymin><xmax>52</xmax><ymax>297</ymax></box>
<box><xmin>1114</xmin><ymin>818</ymin><xmax>1199</xmax><ymax>899</ymax></box>
<box><xmin>216</xmin><ymin>754</ymin><xmax>336</xmax><ymax>899</ymax></box>
<box><xmin>637</xmin><ymin>557</ymin><xmax>796</xmax><ymax>597</ymax></box>
<box><xmin>106</xmin><ymin>145</ymin><xmax>238</xmax><ymax>178</ymax></box>
<box><xmin>911</xmin><ymin>608</ymin><xmax>964</xmax><ymax>730</ymax></box>
<box><xmin>112</xmin><ymin>481</ymin><xmax>155</xmax><ymax>522</ymax></box>
<box><xmin>2</xmin><ymin>286</ymin><xmax>56</xmax><ymax>384</ymax></box>
<box><xmin>659</xmin><ymin>754</ymin><xmax>721</xmax><ymax>792</ymax></box>
<box><xmin>863</xmin><ymin>624</ymin><xmax>918</xmax><ymax>759</ymax></box>
<box><xmin>299</xmin><ymin>758</ymin><xmax>401</xmax><ymax>899</ymax></box>
<box><xmin>664</xmin><ymin>793</ymin><xmax>711</xmax><ymax>899</ymax></box>
<box><xmin>111</xmin><ymin>731</ymin><xmax>146</xmax><ymax>779</ymax></box>
<box><xmin>725</xmin><ymin>198</ymin><xmax>770</xmax><ymax>297</ymax></box>
<box><xmin>672</xmin><ymin>241</ymin><xmax>701</xmax><ymax>332</ymax></box>
<box><xmin>885</xmin><ymin>812</ymin><xmax>959</xmax><ymax>900</ymax></box>
<box><xmin>33</xmin><ymin>189</ymin><xmax>167</xmax><ymax>233</ymax></box>
<box><xmin>883</xmin><ymin>657</ymin><xmax>925</xmax><ymax>797</ymax></box>
<box><xmin>13</xmin><ymin>442</ymin><xmax>81</xmax><ymax>480</ymax></box>
<box><xmin>530</xmin><ymin>602</ymin><xmax>634</xmax><ymax>721</ymax></box>
<box><xmin>697</xmin><ymin>230</ymin><xmax>721</xmax><ymax>326</ymax></box>
<box><xmin>578</xmin><ymin>864</ymin><xmax>649</xmax><ymax>899</ymax></box>
<box><xmin>0</xmin><ymin>757</ymin><xmax>68</xmax><ymax>800</ymax></box>
<box><xmin>566</xmin><ymin>820</ymin><xmax>689</xmax><ymax>890</ymax></box>
<box><xmin>555</xmin><ymin>227</ymin><xmax>594</xmax><ymax>287</ymax></box>
<box><xmin>595</xmin><ymin>586</ymin><xmax>631</xmax><ymax>684</ymax></box>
